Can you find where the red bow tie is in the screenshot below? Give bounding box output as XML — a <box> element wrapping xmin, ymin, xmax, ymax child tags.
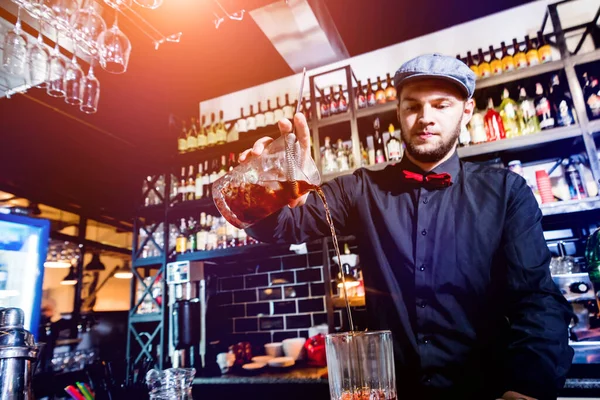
<box><xmin>402</xmin><ymin>170</ymin><xmax>453</xmax><ymax>189</ymax></box>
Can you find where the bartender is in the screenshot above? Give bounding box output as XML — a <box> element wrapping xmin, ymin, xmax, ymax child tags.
<box><xmin>239</xmin><ymin>54</ymin><xmax>574</xmax><ymax>400</ymax></box>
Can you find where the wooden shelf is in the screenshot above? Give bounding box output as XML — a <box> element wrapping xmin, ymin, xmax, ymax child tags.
<box><xmin>571</xmin><ymin>48</ymin><xmax>600</xmax><ymax>66</ymax></box>
<box><xmin>474</xmin><ymin>59</ymin><xmax>565</xmax><ymax>90</ymax></box>
<box><xmin>356</xmin><ymin>102</ymin><xmax>397</xmax><ymax>119</ymax></box>
<box><xmin>457</xmin><ymin>125</ymin><xmax>582</xmax><ymax>158</ymax></box>
<box><xmin>168</xmin><ymin>197</ymin><xmax>217</xmax><ymax>217</ymax></box>
<box><xmin>540</xmin><ymin>197</ymin><xmax>600</xmax><ymax>216</ymax></box>
<box><xmin>315</xmin><ymin>112</ymin><xmax>351</xmax><ymax>128</ymax></box>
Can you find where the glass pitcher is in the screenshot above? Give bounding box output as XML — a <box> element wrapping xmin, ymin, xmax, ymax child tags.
<box><xmin>212</xmin><ymin>133</ymin><xmax>321</xmax><ymax>229</ymax></box>
<box><xmin>325</xmin><ymin>331</ymin><xmax>397</xmax><ymax>400</ymax></box>
<box><xmin>146</xmin><ymin>367</ymin><xmax>195</xmax><ymax>400</ymax></box>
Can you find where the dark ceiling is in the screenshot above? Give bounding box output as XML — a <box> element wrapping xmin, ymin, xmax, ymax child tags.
<box><xmin>0</xmin><ymin>0</ymin><xmax>535</xmax><ymax>222</ymax></box>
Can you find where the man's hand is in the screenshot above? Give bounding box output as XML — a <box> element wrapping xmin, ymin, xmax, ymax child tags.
<box><xmin>238</xmin><ymin>113</ymin><xmax>312</xmax><ymax>208</ymax></box>
<box><xmin>498</xmin><ymin>391</ymin><xmax>537</xmax><ymax>400</ymax></box>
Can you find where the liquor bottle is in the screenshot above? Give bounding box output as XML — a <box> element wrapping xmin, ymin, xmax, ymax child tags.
<box><xmin>228</xmin><ymin>152</ymin><xmax>236</xmax><ymax>171</ymax></box>
<box><xmin>196</xmin><ymin>212</ymin><xmax>208</xmax><ymax>251</ymax></box>
<box><xmin>468</xmin><ymin>109</ymin><xmax>487</xmax><ymax>144</ymax></box>
<box><xmin>187</xmin><ymin>217</ymin><xmax>196</xmax><ymax>253</ymax></box>
<box><xmin>477</xmin><ymin>48</ymin><xmax>491</xmax><ymax>78</ymax></box>
<box><xmin>202</xmin><ymin>160</ymin><xmax>210</xmax><ymax>198</ymax></box>
<box><xmin>186</xmin><ymin>165</ymin><xmax>195</xmax><ymax>201</ymax></box>
<box><xmin>537</xmin><ymin>31</ymin><xmax>552</xmax><ymax>63</ymax></box>
<box><xmin>385</xmin><ymin>73</ymin><xmax>397</xmax><ymax>102</ymax></box>
<box><xmin>209</xmin><ymin>159</ymin><xmax>219</xmax><ymax>192</ymax></box>
<box><xmin>255</xmin><ymin>102</ymin><xmax>266</xmax><ymax>128</ymax></box>
<box><xmin>500</xmin><ymin>42</ymin><xmax>515</xmax><ymax>72</ymax></box>
<box><xmin>178</xmin><ymin>121</ymin><xmax>188</xmax><ymax>154</ymax></box>
<box><xmin>178</xmin><ymin>166</ymin><xmax>186</xmax><ymax>202</ymax></box>
<box><xmin>583</xmin><ymin>73</ymin><xmax>600</xmax><ymax>120</ymax></box>
<box><xmin>208</xmin><ymin>216</ymin><xmax>219</xmax><ymax>251</ymax></box>
<box><xmin>484</xmin><ymin>97</ymin><xmax>506</xmax><ymax>141</ymax></box>
<box><xmin>265</xmin><ymin>99</ymin><xmax>275</xmax><ymax>125</ymax></box>
<box><xmin>338</xmin><ymin>85</ymin><xmax>348</xmax><ymax>113</ymax></box>
<box><xmin>187</xmin><ymin>117</ymin><xmax>198</xmax><ymax>151</ymax></box>
<box><xmin>466</xmin><ymin>51</ymin><xmax>479</xmax><ymax>77</ymax></box>
<box><xmin>336</xmin><ymin>138</ymin><xmax>349</xmax><ymax>172</ymax></box>
<box><xmin>217</xmin><ymin>155</ymin><xmax>227</xmax><ymax>179</ymax></box>
<box><xmin>198</xmin><ymin>115</ymin><xmax>208</xmax><ymax>149</ymax></box>
<box><xmin>207</xmin><ymin>113</ymin><xmax>217</xmax><ymax>146</ymax></box>
<box><xmin>356</xmin><ymin>80</ymin><xmax>367</xmax><ymax>109</ymax></box>
<box><xmin>246</xmin><ymin>105</ymin><xmax>257</xmax><ymax>131</ymax></box>
<box><xmin>274</xmin><ymin>97</ymin><xmax>284</xmax><ymax>121</ymax></box>
<box><xmin>195</xmin><ymin>163</ymin><xmax>203</xmax><ymax>200</ymax></box>
<box><xmin>458</xmin><ymin>124</ymin><xmax>471</xmax><ymax>147</ymax></box>
<box><xmin>565</xmin><ymin>164</ymin><xmax>587</xmax><ymax>200</ymax></box>
<box><xmin>534</xmin><ymin>82</ymin><xmax>555</xmax><ymax>130</ymax></box>
<box><xmin>550</xmin><ymin>74</ymin><xmax>575</xmax><ymax>127</ymax></box>
<box><xmin>329</xmin><ymin>86</ymin><xmax>339</xmax><ymax>115</ymax></box>
<box><xmin>499</xmin><ymin>88</ymin><xmax>520</xmax><ymax>138</ymax></box>
<box><xmin>386</xmin><ymin>123</ymin><xmax>402</xmax><ymax>162</ymax></box>
<box><xmin>320</xmin><ymin>89</ymin><xmax>330</xmax><ymax>118</ymax></box>
<box><xmin>322</xmin><ymin>136</ymin><xmax>337</xmax><ymax>173</ymax></box>
<box><xmin>360</xmin><ymin>142</ymin><xmax>369</xmax><ymax>167</ymax></box>
<box><xmin>237</xmin><ymin>108</ymin><xmax>248</xmax><ymax>133</ymax></box>
<box><xmin>176</xmin><ymin>218</ymin><xmax>187</xmax><ymax>255</ymax></box>
<box><xmin>525</xmin><ymin>35</ymin><xmax>540</xmax><ymax>67</ymax></box>
<box><xmin>374</xmin><ymin>118</ymin><xmax>386</xmax><ymax>164</ymax></box>
<box><xmin>489</xmin><ymin>45</ymin><xmax>502</xmax><ymax>76</ymax></box>
<box><xmin>216</xmin><ymin>110</ymin><xmax>227</xmax><ymax>145</ymax></box>
<box><xmin>283</xmin><ymin>94</ymin><xmax>294</xmax><ymax>119</ymax></box>
<box><xmin>237</xmin><ymin>224</ymin><xmax>248</xmax><ymax>247</ymax></box>
<box><xmin>513</xmin><ymin>38</ymin><xmax>527</xmax><ymax>70</ymax></box>
<box><xmin>517</xmin><ymin>87</ymin><xmax>541</xmax><ymax>135</ymax></box>
<box><xmin>366</xmin><ymin>78</ymin><xmax>376</xmax><ymax>106</ymax></box>
<box><xmin>375</xmin><ymin>76</ymin><xmax>386</xmax><ymax>104</ymax></box>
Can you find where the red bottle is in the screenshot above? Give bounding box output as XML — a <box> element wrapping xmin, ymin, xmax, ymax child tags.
<box><xmin>484</xmin><ymin>97</ymin><xmax>506</xmax><ymax>141</ymax></box>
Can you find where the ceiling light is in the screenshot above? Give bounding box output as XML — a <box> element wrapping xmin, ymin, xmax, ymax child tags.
<box><xmin>60</xmin><ymin>267</ymin><xmax>78</xmax><ymax>286</ymax></box>
<box><xmin>85</xmin><ymin>252</ymin><xmax>105</xmax><ymax>271</ymax></box>
<box><xmin>44</xmin><ymin>260</ymin><xmax>72</xmax><ymax>269</ymax></box>
<box><xmin>114</xmin><ymin>262</ymin><xmax>133</xmax><ymax>279</ymax></box>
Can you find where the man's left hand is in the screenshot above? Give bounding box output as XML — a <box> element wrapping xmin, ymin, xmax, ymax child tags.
<box><xmin>498</xmin><ymin>391</ymin><xmax>537</xmax><ymax>400</ymax></box>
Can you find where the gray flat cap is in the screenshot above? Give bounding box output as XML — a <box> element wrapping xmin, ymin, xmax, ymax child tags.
<box><xmin>393</xmin><ymin>53</ymin><xmax>476</xmax><ymax>99</ymax></box>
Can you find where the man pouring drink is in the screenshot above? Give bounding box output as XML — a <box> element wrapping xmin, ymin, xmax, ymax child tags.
<box><xmin>227</xmin><ymin>54</ymin><xmax>573</xmax><ymax>400</ymax></box>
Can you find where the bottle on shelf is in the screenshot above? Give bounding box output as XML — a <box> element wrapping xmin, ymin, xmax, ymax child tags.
<box><xmin>525</xmin><ymin>35</ymin><xmax>540</xmax><ymax>67</ymax></box>
<box><xmin>565</xmin><ymin>164</ymin><xmax>587</xmax><ymax>200</ymax></box>
<box><xmin>246</xmin><ymin>105</ymin><xmax>257</xmax><ymax>131</ymax></box>
<box><xmin>322</xmin><ymin>136</ymin><xmax>338</xmax><ymax>174</ymax></box>
<box><xmin>489</xmin><ymin>45</ymin><xmax>502</xmax><ymax>76</ymax></box>
<box><xmin>176</xmin><ymin>218</ymin><xmax>187</xmax><ymax>255</ymax></box>
<box><xmin>583</xmin><ymin>72</ymin><xmax>600</xmax><ymax>120</ymax></box>
<box><xmin>218</xmin><ymin>155</ymin><xmax>227</xmax><ymax>179</ymax></box>
<box><xmin>320</xmin><ymin>89</ymin><xmax>330</xmax><ymax>119</ymax></box>
<box><xmin>500</xmin><ymin>42</ymin><xmax>515</xmax><ymax>72</ymax></box>
<box><xmin>466</xmin><ymin>51</ymin><xmax>479</xmax><ymax>77</ymax></box>
<box><xmin>374</xmin><ymin>118</ymin><xmax>386</xmax><ymax>164</ymax></box>
<box><xmin>375</xmin><ymin>76</ymin><xmax>386</xmax><ymax>104</ymax></box>
<box><xmin>202</xmin><ymin>160</ymin><xmax>210</xmax><ymax>199</ymax></box>
<box><xmin>534</xmin><ymin>82</ymin><xmax>556</xmax><ymax>130</ymax></box>
<box><xmin>537</xmin><ymin>31</ymin><xmax>552</xmax><ymax>63</ymax></box>
<box><xmin>283</xmin><ymin>94</ymin><xmax>294</xmax><ymax>120</ymax></box>
<box><xmin>178</xmin><ymin>121</ymin><xmax>188</xmax><ymax>154</ymax></box>
<box><xmin>187</xmin><ymin>217</ymin><xmax>196</xmax><ymax>253</ymax></box>
<box><xmin>237</xmin><ymin>108</ymin><xmax>248</xmax><ymax>133</ymax></box>
<box><xmin>513</xmin><ymin>38</ymin><xmax>527</xmax><ymax>70</ymax></box>
<box><xmin>186</xmin><ymin>165</ymin><xmax>195</xmax><ymax>201</ymax></box>
<box><xmin>366</xmin><ymin>78</ymin><xmax>376</xmax><ymax>107</ymax></box>
<box><xmin>196</xmin><ymin>212</ymin><xmax>208</xmax><ymax>251</ymax></box>
<box><xmin>265</xmin><ymin>99</ymin><xmax>275</xmax><ymax>125</ymax></box>
<box><xmin>499</xmin><ymin>88</ymin><xmax>520</xmax><ymax>138</ymax></box>
<box><xmin>484</xmin><ymin>97</ymin><xmax>506</xmax><ymax>141</ymax></box>
<box><xmin>187</xmin><ymin>117</ymin><xmax>198</xmax><ymax>151</ymax></box>
<box><xmin>338</xmin><ymin>85</ymin><xmax>348</xmax><ymax>113</ymax></box>
<box><xmin>178</xmin><ymin>166</ymin><xmax>186</xmax><ymax>202</ymax></box>
<box><xmin>255</xmin><ymin>102</ymin><xmax>266</xmax><ymax>128</ymax></box>
<box><xmin>477</xmin><ymin>48</ymin><xmax>491</xmax><ymax>78</ymax></box>
<box><xmin>356</xmin><ymin>80</ymin><xmax>367</xmax><ymax>109</ymax></box>
<box><xmin>209</xmin><ymin>159</ymin><xmax>219</xmax><ymax>192</ymax></box>
<box><xmin>329</xmin><ymin>86</ymin><xmax>339</xmax><ymax>115</ymax></box>
<box><xmin>468</xmin><ymin>107</ymin><xmax>487</xmax><ymax>144</ymax></box>
<box><xmin>458</xmin><ymin>124</ymin><xmax>471</xmax><ymax>147</ymax></box>
<box><xmin>274</xmin><ymin>97</ymin><xmax>284</xmax><ymax>122</ymax></box>
<box><xmin>550</xmin><ymin>74</ymin><xmax>576</xmax><ymax>127</ymax></box>
<box><xmin>237</xmin><ymin>224</ymin><xmax>248</xmax><ymax>247</ymax></box>
<box><xmin>385</xmin><ymin>73</ymin><xmax>397</xmax><ymax>102</ymax></box>
<box><xmin>517</xmin><ymin>87</ymin><xmax>541</xmax><ymax>135</ymax></box>
<box><xmin>198</xmin><ymin>115</ymin><xmax>208</xmax><ymax>149</ymax></box>
<box><xmin>386</xmin><ymin>123</ymin><xmax>402</xmax><ymax>162</ymax></box>
<box><xmin>336</xmin><ymin>138</ymin><xmax>350</xmax><ymax>172</ymax></box>
<box><xmin>207</xmin><ymin>113</ymin><xmax>218</xmax><ymax>146</ymax></box>
<box><xmin>216</xmin><ymin>110</ymin><xmax>227</xmax><ymax>145</ymax></box>
<box><xmin>360</xmin><ymin>142</ymin><xmax>369</xmax><ymax>167</ymax></box>
<box><xmin>228</xmin><ymin>152</ymin><xmax>236</xmax><ymax>171</ymax></box>
<box><xmin>195</xmin><ymin>163</ymin><xmax>203</xmax><ymax>200</ymax></box>
<box><xmin>208</xmin><ymin>215</ymin><xmax>218</xmax><ymax>251</ymax></box>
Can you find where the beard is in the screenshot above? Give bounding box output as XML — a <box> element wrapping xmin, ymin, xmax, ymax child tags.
<box><xmin>400</xmin><ymin>117</ymin><xmax>462</xmax><ymax>164</ymax></box>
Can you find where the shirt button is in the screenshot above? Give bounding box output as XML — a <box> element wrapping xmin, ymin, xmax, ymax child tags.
<box><xmin>422</xmin><ymin>197</ymin><xmax>428</xmax><ymax>204</ymax></box>
<box><xmin>423</xmin><ymin>375</ymin><xmax>431</xmax><ymax>384</ymax></box>
<box><xmin>421</xmin><ymin>229</ymin><xmax>427</xmax><ymax>236</ymax></box>
<box><xmin>419</xmin><ymin>265</ymin><xmax>425</xmax><ymax>271</ymax></box>
<box><xmin>423</xmin><ymin>338</ymin><xmax>430</xmax><ymax>344</ymax></box>
<box><xmin>420</xmin><ymin>301</ymin><xmax>427</xmax><ymax>308</ymax></box>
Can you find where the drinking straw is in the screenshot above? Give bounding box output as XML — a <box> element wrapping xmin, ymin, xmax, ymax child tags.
<box><xmin>64</xmin><ymin>385</ymin><xmax>85</xmax><ymax>400</ymax></box>
<box><xmin>76</xmin><ymin>382</ymin><xmax>94</xmax><ymax>400</ymax></box>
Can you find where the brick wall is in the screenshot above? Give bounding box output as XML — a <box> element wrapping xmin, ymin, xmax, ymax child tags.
<box><xmin>210</xmin><ymin>250</ymin><xmax>342</xmax><ymax>349</ymax></box>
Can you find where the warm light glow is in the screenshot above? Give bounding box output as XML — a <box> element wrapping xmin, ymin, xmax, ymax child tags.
<box><xmin>44</xmin><ymin>260</ymin><xmax>72</xmax><ymax>269</ymax></box>
<box><xmin>337</xmin><ymin>281</ymin><xmax>360</xmax><ymax>288</ymax></box>
<box><xmin>114</xmin><ymin>271</ymin><xmax>133</xmax><ymax>279</ymax></box>
<box><xmin>60</xmin><ymin>279</ymin><xmax>77</xmax><ymax>286</ymax></box>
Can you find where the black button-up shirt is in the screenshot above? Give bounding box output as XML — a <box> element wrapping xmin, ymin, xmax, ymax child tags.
<box><xmin>247</xmin><ymin>151</ymin><xmax>574</xmax><ymax>399</ymax></box>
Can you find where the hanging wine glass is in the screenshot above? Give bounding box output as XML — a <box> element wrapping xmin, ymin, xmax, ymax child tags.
<box><xmin>80</xmin><ymin>61</ymin><xmax>99</xmax><ymax>114</ymax></box>
<box><xmin>28</xmin><ymin>21</ymin><xmax>50</xmax><ymax>87</ymax></box>
<box><xmin>2</xmin><ymin>7</ymin><xmax>28</xmax><ymax>77</ymax></box>
<box><xmin>71</xmin><ymin>0</ymin><xmax>107</xmax><ymax>55</ymax></box>
<box><xmin>48</xmin><ymin>0</ymin><xmax>81</xmax><ymax>27</ymax></box>
<box><xmin>133</xmin><ymin>0</ymin><xmax>162</xmax><ymax>10</ymax></box>
<box><xmin>47</xmin><ymin>33</ymin><xmax>66</xmax><ymax>97</ymax></box>
<box><xmin>97</xmin><ymin>13</ymin><xmax>131</xmax><ymax>74</ymax></box>
<box><xmin>102</xmin><ymin>0</ymin><xmax>131</xmax><ymax>10</ymax></box>
<box><xmin>63</xmin><ymin>44</ymin><xmax>84</xmax><ymax>105</ymax></box>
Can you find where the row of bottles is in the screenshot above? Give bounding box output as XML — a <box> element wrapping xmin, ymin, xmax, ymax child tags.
<box><xmin>178</xmin><ymin>111</ymin><xmax>236</xmax><ymax>154</ymax></box>
<box><xmin>172</xmin><ymin>153</ymin><xmax>237</xmax><ymax>203</ymax></box>
<box><xmin>582</xmin><ymin>71</ymin><xmax>600</xmax><ymax>121</ymax></box>
<box><xmin>463</xmin><ymin>74</ymin><xmax>576</xmax><ymax>146</ymax></box>
<box><xmin>174</xmin><ymin>213</ymin><xmax>259</xmax><ymax>254</ymax></box>
<box><xmin>321</xmin><ymin>121</ymin><xmax>403</xmax><ymax>174</ymax></box>
<box><xmin>458</xmin><ymin>32</ymin><xmax>552</xmax><ymax>79</ymax></box>
<box><xmin>236</xmin><ymin>93</ymin><xmax>298</xmax><ymax>133</ymax></box>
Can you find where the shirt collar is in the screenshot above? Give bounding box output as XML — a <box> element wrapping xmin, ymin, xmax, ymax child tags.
<box><xmin>398</xmin><ymin>150</ymin><xmax>461</xmax><ymax>183</ymax></box>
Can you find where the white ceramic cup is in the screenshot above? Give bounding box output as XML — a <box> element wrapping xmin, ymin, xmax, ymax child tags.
<box><xmin>216</xmin><ymin>352</ymin><xmax>235</xmax><ymax>374</ymax></box>
<box><xmin>264</xmin><ymin>342</ymin><xmax>283</xmax><ymax>358</ymax></box>
<box><xmin>282</xmin><ymin>338</ymin><xmax>306</xmax><ymax>360</ymax></box>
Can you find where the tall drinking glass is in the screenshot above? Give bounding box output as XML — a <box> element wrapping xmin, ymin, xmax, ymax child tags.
<box><xmin>63</xmin><ymin>50</ymin><xmax>83</xmax><ymax>105</ymax></box>
<box><xmin>47</xmin><ymin>35</ymin><xmax>66</xmax><ymax>97</ymax></box>
<box><xmin>80</xmin><ymin>62</ymin><xmax>99</xmax><ymax>113</ymax></box>
<box><xmin>28</xmin><ymin>22</ymin><xmax>49</xmax><ymax>87</ymax></box>
<box><xmin>325</xmin><ymin>331</ymin><xmax>397</xmax><ymax>400</ymax></box>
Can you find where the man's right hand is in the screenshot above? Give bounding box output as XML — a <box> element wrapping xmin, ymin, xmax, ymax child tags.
<box><xmin>238</xmin><ymin>113</ymin><xmax>312</xmax><ymax>208</ymax></box>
